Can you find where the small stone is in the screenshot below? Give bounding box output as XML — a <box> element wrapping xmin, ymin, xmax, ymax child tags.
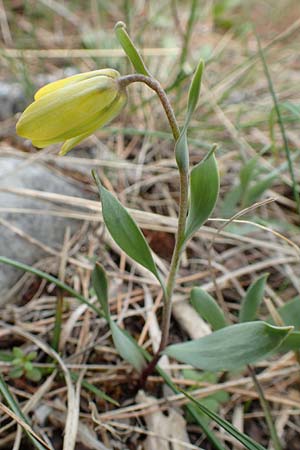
<box><xmin>0</xmin><ymin>156</ymin><xmax>88</xmax><ymax>304</ymax></box>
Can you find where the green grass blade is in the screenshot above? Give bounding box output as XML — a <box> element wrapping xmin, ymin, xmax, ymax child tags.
<box><xmin>181</xmin><ymin>388</ymin><xmax>267</xmax><ymax>450</ymax></box>
<box><xmin>0</xmin><ymin>256</ymin><xmax>102</xmax><ymax>316</ymax></box>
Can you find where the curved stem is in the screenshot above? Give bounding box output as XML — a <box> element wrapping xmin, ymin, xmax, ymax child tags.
<box><xmin>118</xmin><ymin>74</ymin><xmax>180</xmax><ymax>141</ymax></box>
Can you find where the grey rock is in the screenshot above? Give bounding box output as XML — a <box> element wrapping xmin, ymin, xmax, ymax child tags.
<box><xmin>0</xmin><ymin>156</ymin><xmax>87</xmax><ymax>304</ymax></box>
<box><xmin>0</xmin><ymin>82</ymin><xmax>27</xmax><ymax>120</ymax></box>
<box><xmin>0</xmin><ymin>68</ymin><xmax>78</xmax><ymax>121</ymax></box>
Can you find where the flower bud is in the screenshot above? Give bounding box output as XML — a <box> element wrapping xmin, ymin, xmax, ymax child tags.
<box><xmin>16</xmin><ymin>69</ymin><xmax>127</xmax><ymax>155</ymax></box>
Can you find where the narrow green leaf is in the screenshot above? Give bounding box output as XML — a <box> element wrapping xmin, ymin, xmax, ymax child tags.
<box><xmin>185</xmin><ymin>151</ymin><xmax>219</xmax><ymax>241</ymax></box>
<box><xmin>271</xmin><ymin>297</ymin><xmax>300</xmax><ymax>352</ymax></box>
<box><xmin>186</xmin><ymin>59</ymin><xmax>204</xmax><ymax>125</ymax></box>
<box><xmin>9</xmin><ymin>367</ymin><xmax>24</xmax><ymax>379</ymax></box>
<box><xmin>276</xmin><ymin>331</ymin><xmax>300</xmax><ymax>352</ymax></box>
<box><xmin>239</xmin><ymin>274</ymin><xmax>268</xmax><ymax>323</ymax></box>
<box><xmin>221</xmin><ymin>185</ymin><xmax>242</xmax><ymax>218</ymax></box>
<box><xmin>114</xmin><ymin>21</ymin><xmax>151</xmax><ymax>77</ymax></box>
<box><xmin>240</xmin><ymin>157</ymin><xmax>258</xmax><ymax>190</ymax></box>
<box><xmin>191</xmin><ymin>287</ymin><xmax>228</xmax><ymax>330</ymax></box>
<box><xmin>187</xmin><ymin>404</ymin><xmax>226</xmax><ymax>450</ymax></box>
<box><xmin>92</xmin><ymin>263</ymin><xmax>109</xmax><ymax>320</ymax></box>
<box><xmin>91</xmin><ymin>257</ymin><xmax>146</xmax><ymax>372</ymax></box>
<box><xmin>175</xmin><ymin>130</ymin><xmax>189</xmax><ymax>171</ymax></box>
<box><xmin>138</xmin><ymin>344</ymin><xmax>226</xmax><ymax>449</ymax></box>
<box><xmin>175</xmin><ymin>60</ymin><xmax>204</xmax><ymax>171</ymax></box>
<box><xmin>181</xmin><ymin>389</ymin><xmax>268</xmax><ymax>450</ymax></box>
<box><xmin>26</xmin><ymin>368</ymin><xmax>42</xmax><ymax>382</ymax></box>
<box><xmin>0</xmin><ymin>256</ymin><xmax>101</xmax><ymax>316</ymax></box>
<box><xmin>0</xmin><ymin>374</ymin><xmax>47</xmax><ymax>449</ymax></box>
<box><xmin>242</xmin><ymin>174</ymin><xmax>276</xmax><ymax>207</ymax></box>
<box><xmin>93</xmin><ymin>171</ymin><xmax>160</xmax><ymax>281</ymax></box>
<box><xmin>277</xmin><ymin>296</ymin><xmax>300</xmax><ymax>329</ymax></box>
<box><xmin>110</xmin><ymin>321</ymin><xmax>146</xmax><ymax>372</ymax></box>
<box><xmin>70</xmin><ymin>372</ymin><xmax>119</xmax><ymax>406</ymax></box>
<box><xmin>164</xmin><ymin>322</ymin><xmax>292</xmax><ymax>371</ymax></box>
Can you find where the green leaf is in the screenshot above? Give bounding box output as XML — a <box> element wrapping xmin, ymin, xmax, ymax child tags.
<box><xmin>0</xmin><ymin>256</ymin><xmax>102</xmax><ymax>316</ymax></box>
<box><xmin>91</xmin><ymin>259</ymin><xmax>146</xmax><ymax>372</ymax></box>
<box><xmin>184</xmin><ymin>151</ymin><xmax>219</xmax><ymax>241</ymax></box>
<box><xmin>13</xmin><ymin>347</ymin><xmax>24</xmax><ymax>359</ymax></box>
<box><xmin>164</xmin><ymin>322</ymin><xmax>292</xmax><ymax>371</ymax></box>
<box><xmin>240</xmin><ymin>157</ymin><xmax>258</xmax><ymax>191</ymax></box>
<box><xmin>277</xmin><ymin>296</ymin><xmax>300</xmax><ymax>329</ymax></box>
<box><xmin>270</xmin><ymin>296</ymin><xmax>300</xmax><ymax>352</ymax></box>
<box><xmin>26</xmin><ymin>368</ymin><xmax>42</xmax><ymax>382</ymax></box>
<box><xmin>187</xmin><ymin>404</ymin><xmax>227</xmax><ymax>450</ymax></box>
<box><xmin>70</xmin><ymin>372</ymin><xmax>119</xmax><ymax>406</ymax></box>
<box><xmin>92</xmin><ymin>263</ymin><xmax>109</xmax><ymax>320</ymax></box>
<box><xmin>239</xmin><ymin>274</ymin><xmax>268</xmax><ymax>323</ymax></box>
<box><xmin>9</xmin><ymin>367</ymin><xmax>24</xmax><ymax>379</ymax></box>
<box><xmin>242</xmin><ymin>174</ymin><xmax>276</xmax><ymax>207</ymax></box>
<box><xmin>220</xmin><ymin>184</ymin><xmax>242</xmax><ymax>218</ymax></box>
<box><xmin>114</xmin><ymin>21</ymin><xmax>151</xmax><ymax>77</ymax></box>
<box><xmin>276</xmin><ymin>331</ymin><xmax>300</xmax><ymax>352</ymax></box>
<box><xmin>190</xmin><ymin>288</ymin><xmax>227</xmax><ymax>330</ymax></box>
<box><xmin>186</xmin><ymin>60</ymin><xmax>204</xmax><ymax>122</ymax></box>
<box><xmin>0</xmin><ymin>351</ymin><xmax>14</xmax><ymax>362</ymax></box>
<box><xmin>110</xmin><ymin>321</ymin><xmax>146</xmax><ymax>372</ymax></box>
<box><xmin>93</xmin><ymin>171</ymin><xmax>161</xmax><ymax>282</ymax></box>
<box><xmin>175</xmin><ymin>60</ymin><xmax>204</xmax><ymax>171</ymax></box>
<box><xmin>175</xmin><ymin>131</ymin><xmax>189</xmax><ymax>172</ymax></box>
<box><xmin>181</xmin><ymin>389</ymin><xmax>268</xmax><ymax>450</ymax></box>
<box><xmin>27</xmin><ymin>351</ymin><xmax>38</xmax><ymax>361</ymax></box>
<box><xmin>24</xmin><ymin>361</ymin><xmax>33</xmax><ymax>371</ymax></box>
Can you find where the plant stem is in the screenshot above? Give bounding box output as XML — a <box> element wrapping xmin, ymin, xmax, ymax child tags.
<box><xmin>118</xmin><ymin>74</ymin><xmax>190</xmax><ymax>383</ymax></box>
<box><xmin>118</xmin><ymin>75</ymin><xmax>180</xmax><ymax>141</ymax></box>
<box><xmin>248</xmin><ymin>365</ymin><xmax>282</xmax><ymax>450</ymax></box>
<box><xmin>158</xmin><ymin>168</ymin><xmax>189</xmax><ymax>352</ymax></box>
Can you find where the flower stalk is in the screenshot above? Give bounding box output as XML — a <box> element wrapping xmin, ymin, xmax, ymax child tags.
<box><xmin>118</xmin><ymin>74</ymin><xmax>190</xmax><ymax>383</ymax></box>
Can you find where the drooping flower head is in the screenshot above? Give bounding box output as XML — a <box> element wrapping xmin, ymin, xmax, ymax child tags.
<box><xmin>16</xmin><ymin>69</ymin><xmax>127</xmax><ymax>155</ymax></box>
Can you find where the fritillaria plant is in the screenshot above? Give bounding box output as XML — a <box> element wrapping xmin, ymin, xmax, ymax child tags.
<box><xmin>16</xmin><ymin>22</ymin><xmax>292</xmax><ymax>389</ymax></box>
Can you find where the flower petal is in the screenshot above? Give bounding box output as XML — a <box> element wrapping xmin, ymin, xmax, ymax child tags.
<box><xmin>60</xmin><ymin>93</ymin><xmax>127</xmax><ymax>155</ymax></box>
<box><xmin>16</xmin><ymin>76</ymin><xmax>118</xmax><ymax>142</ymax></box>
<box><xmin>34</xmin><ymin>69</ymin><xmax>120</xmax><ymax>100</ymax></box>
<box><xmin>59</xmin><ymin>132</ymin><xmax>92</xmax><ymax>156</ymax></box>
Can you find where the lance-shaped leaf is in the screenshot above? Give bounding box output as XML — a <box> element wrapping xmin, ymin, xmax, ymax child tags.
<box><xmin>110</xmin><ymin>321</ymin><xmax>146</xmax><ymax>372</ymax></box>
<box><xmin>92</xmin><ymin>262</ymin><xmax>146</xmax><ymax>372</ymax></box>
<box><xmin>271</xmin><ymin>297</ymin><xmax>300</xmax><ymax>352</ymax></box>
<box><xmin>92</xmin><ymin>263</ymin><xmax>110</xmax><ymax>320</ymax></box>
<box><xmin>93</xmin><ymin>171</ymin><xmax>160</xmax><ymax>281</ymax></box>
<box><xmin>175</xmin><ymin>60</ymin><xmax>204</xmax><ymax>171</ymax></box>
<box><xmin>276</xmin><ymin>296</ymin><xmax>300</xmax><ymax>329</ymax></box>
<box><xmin>191</xmin><ymin>287</ymin><xmax>227</xmax><ymax>330</ymax></box>
<box><xmin>239</xmin><ymin>274</ymin><xmax>268</xmax><ymax>323</ymax></box>
<box><xmin>276</xmin><ymin>331</ymin><xmax>300</xmax><ymax>352</ymax></box>
<box><xmin>164</xmin><ymin>321</ymin><xmax>292</xmax><ymax>371</ymax></box>
<box><xmin>114</xmin><ymin>21</ymin><xmax>151</xmax><ymax>77</ymax></box>
<box><xmin>186</xmin><ymin>60</ymin><xmax>204</xmax><ymax>125</ymax></box>
<box><xmin>184</xmin><ymin>150</ymin><xmax>219</xmax><ymax>242</ymax></box>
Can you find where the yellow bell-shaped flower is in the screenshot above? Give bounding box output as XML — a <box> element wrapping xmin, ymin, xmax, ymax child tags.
<box><xmin>16</xmin><ymin>69</ymin><xmax>127</xmax><ymax>155</ymax></box>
